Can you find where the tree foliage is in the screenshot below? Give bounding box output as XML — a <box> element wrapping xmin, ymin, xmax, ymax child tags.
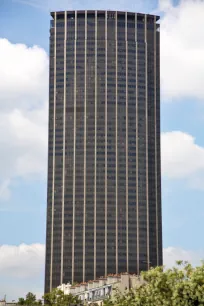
<box><xmin>43</xmin><ymin>288</ymin><xmax>82</xmax><ymax>306</ymax></box>
<box><xmin>17</xmin><ymin>297</ymin><xmax>26</xmax><ymax>305</ymax></box>
<box><xmin>104</xmin><ymin>261</ymin><xmax>204</xmax><ymax>306</ymax></box>
<box><xmin>17</xmin><ymin>292</ymin><xmax>42</xmax><ymax>305</ymax></box>
<box><xmin>18</xmin><ymin>289</ymin><xmax>80</xmax><ymax>306</ymax></box>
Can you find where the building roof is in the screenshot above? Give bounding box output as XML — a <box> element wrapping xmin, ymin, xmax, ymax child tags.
<box><xmin>50</xmin><ymin>10</ymin><xmax>160</xmax><ymax>21</ymax></box>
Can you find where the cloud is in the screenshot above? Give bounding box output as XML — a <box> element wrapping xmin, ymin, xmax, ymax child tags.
<box><xmin>14</xmin><ymin>0</ymin><xmax>204</xmax><ymax>101</ymax></box>
<box><xmin>160</xmin><ymin>0</ymin><xmax>204</xmax><ymax>100</ymax></box>
<box><xmin>14</xmin><ymin>0</ymin><xmax>154</xmax><ymax>13</ymax></box>
<box><xmin>0</xmin><ymin>243</ymin><xmax>45</xmax><ymax>301</ymax></box>
<box><xmin>0</xmin><ymin>38</ymin><xmax>48</xmax><ymax>200</ymax></box>
<box><xmin>2</xmin><ymin>1</ymin><xmax>204</xmax><ymax>198</ymax></box>
<box><xmin>163</xmin><ymin>246</ymin><xmax>204</xmax><ymax>268</ymax></box>
<box><xmin>0</xmin><ymin>243</ymin><xmax>203</xmax><ymax>301</ymax></box>
<box><xmin>0</xmin><ymin>179</ymin><xmax>11</xmax><ymax>201</ymax></box>
<box><xmin>13</xmin><ymin>0</ymin><xmax>72</xmax><ymax>10</ymax></box>
<box><xmin>158</xmin><ymin>0</ymin><xmax>172</xmax><ymax>12</ymax></box>
<box><xmin>13</xmin><ymin>0</ymin><xmax>74</xmax><ymax>10</ymax></box>
<box><xmin>161</xmin><ymin>131</ymin><xmax>204</xmax><ymax>180</ymax></box>
<box><xmin>0</xmin><ymin>243</ymin><xmax>45</xmax><ymax>279</ymax></box>
<box><xmin>0</xmin><ymin>39</ymin><xmax>48</xmax><ymax>110</ymax></box>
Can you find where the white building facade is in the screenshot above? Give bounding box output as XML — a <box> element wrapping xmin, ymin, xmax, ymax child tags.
<box><xmin>58</xmin><ymin>273</ymin><xmax>143</xmax><ymax>305</ymax></box>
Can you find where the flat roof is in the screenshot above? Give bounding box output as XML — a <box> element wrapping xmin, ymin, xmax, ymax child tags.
<box><xmin>50</xmin><ymin>10</ymin><xmax>160</xmax><ymax>21</ymax></box>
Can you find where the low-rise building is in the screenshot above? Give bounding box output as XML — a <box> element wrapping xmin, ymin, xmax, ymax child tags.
<box><xmin>0</xmin><ymin>302</ymin><xmax>17</xmax><ymax>306</ymax></box>
<box><xmin>58</xmin><ymin>273</ymin><xmax>144</xmax><ymax>305</ymax></box>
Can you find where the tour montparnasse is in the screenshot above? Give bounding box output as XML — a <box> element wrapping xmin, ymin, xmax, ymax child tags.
<box><xmin>45</xmin><ymin>10</ymin><xmax>162</xmax><ymax>293</ymax></box>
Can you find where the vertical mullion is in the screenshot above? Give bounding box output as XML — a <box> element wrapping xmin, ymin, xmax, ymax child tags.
<box><xmin>145</xmin><ymin>14</ymin><xmax>150</xmax><ymax>270</ymax></box>
<box><xmin>105</xmin><ymin>10</ymin><xmax>108</xmax><ymax>277</ymax></box>
<box><xmin>94</xmin><ymin>10</ymin><xmax>97</xmax><ymax>280</ymax></box>
<box><xmin>61</xmin><ymin>10</ymin><xmax>67</xmax><ymax>285</ymax></box>
<box><xmin>50</xmin><ymin>11</ymin><xmax>57</xmax><ymax>291</ymax></box>
<box><xmin>83</xmin><ymin>10</ymin><xmax>87</xmax><ymax>283</ymax></box>
<box><xmin>135</xmin><ymin>13</ymin><xmax>139</xmax><ymax>275</ymax></box>
<box><xmin>72</xmin><ymin>10</ymin><xmax>77</xmax><ymax>283</ymax></box>
<box><xmin>125</xmin><ymin>11</ymin><xmax>129</xmax><ymax>273</ymax></box>
<box><xmin>154</xmin><ymin>15</ymin><xmax>159</xmax><ymax>266</ymax></box>
<box><xmin>115</xmin><ymin>11</ymin><xmax>118</xmax><ymax>275</ymax></box>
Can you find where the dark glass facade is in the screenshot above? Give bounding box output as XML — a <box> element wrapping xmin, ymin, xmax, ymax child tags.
<box><xmin>45</xmin><ymin>10</ymin><xmax>162</xmax><ymax>293</ymax></box>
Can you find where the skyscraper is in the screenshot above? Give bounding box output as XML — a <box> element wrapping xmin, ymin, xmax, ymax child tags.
<box><xmin>45</xmin><ymin>10</ymin><xmax>162</xmax><ymax>293</ymax></box>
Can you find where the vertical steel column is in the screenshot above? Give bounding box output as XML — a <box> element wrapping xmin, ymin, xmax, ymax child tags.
<box><xmin>50</xmin><ymin>11</ymin><xmax>57</xmax><ymax>291</ymax></box>
<box><xmin>94</xmin><ymin>10</ymin><xmax>98</xmax><ymax>280</ymax></box>
<box><xmin>125</xmin><ymin>12</ymin><xmax>129</xmax><ymax>273</ymax></box>
<box><xmin>83</xmin><ymin>10</ymin><xmax>87</xmax><ymax>282</ymax></box>
<box><xmin>105</xmin><ymin>10</ymin><xmax>108</xmax><ymax>277</ymax></box>
<box><xmin>72</xmin><ymin>10</ymin><xmax>77</xmax><ymax>283</ymax></box>
<box><xmin>154</xmin><ymin>15</ymin><xmax>159</xmax><ymax>266</ymax></box>
<box><xmin>115</xmin><ymin>11</ymin><xmax>118</xmax><ymax>275</ymax></box>
<box><xmin>61</xmin><ymin>10</ymin><xmax>67</xmax><ymax>285</ymax></box>
<box><xmin>135</xmin><ymin>13</ymin><xmax>139</xmax><ymax>275</ymax></box>
<box><xmin>145</xmin><ymin>14</ymin><xmax>150</xmax><ymax>269</ymax></box>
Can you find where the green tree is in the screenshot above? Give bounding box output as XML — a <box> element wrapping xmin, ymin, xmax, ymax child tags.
<box><xmin>18</xmin><ymin>293</ymin><xmax>42</xmax><ymax>306</ymax></box>
<box><xmin>104</xmin><ymin>261</ymin><xmax>204</xmax><ymax>306</ymax></box>
<box><xmin>43</xmin><ymin>288</ymin><xmax>82</xmax><ymax>306</ymax></box>
<box><xmin>17</xmin><ymin>297</ymin><xmax>26</xmax><ymax>305</ymax></box>
<box><xmin>43</xmin><ymin>288</ymin><xmax>58</xmax><ymax>306</ymax></box>
<box><xmin>25</xmin><ymin>292</ymin><xmax>36</xmax><ymax>305</ymax></box>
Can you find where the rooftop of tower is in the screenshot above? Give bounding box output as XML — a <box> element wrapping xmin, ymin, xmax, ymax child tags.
<box><xmin>50</xmin><ymin>10</ymin><xmax>160</xmax><ymax>21</ymax></box>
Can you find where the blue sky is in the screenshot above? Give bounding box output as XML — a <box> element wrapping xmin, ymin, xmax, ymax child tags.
<box><xmin>1</xmin><ymin>0</ymin><xmax>204</xmax><ymax>301</ymax></box>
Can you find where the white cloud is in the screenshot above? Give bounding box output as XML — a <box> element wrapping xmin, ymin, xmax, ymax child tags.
<box><xmin>0</xmin><ymin>39</ymin><xmax>48</xmax><ymax>110</ymax></box>
<box><xmin>0</xmin><ymin>179</ymin><xmax>11</xmax><ymax>201</ymax></box>
<box><xmin>163</xmin><ymin>246</ymin><xmax>204</xmax><ymax>268</ymax></box>
<box><xmin>14</xmin><ymin>0</ymin><xmax>153</xmax><ymax>14</ymax></box>
<box><xmin>0</xmin><ymin>39</ymin><xmax>48</xmax><ymax>199</ymax></box>
<box><xmin>0</xmin><ymin>243</ymin><xmax>203</xmax><ymax>301</ymax></box>
<box><xmin>13</xmin><ymin>0</ymin><xmax>74</xmax><ymax>10</ymax></box>
<box><xmin>14</xmin><ymin>0</ymin><xmax>204</xmax><ymax>101</ymax></box>
<box><xmin>161</xmin><ymin>131</ymin><xmax>204</xmax><ymax>179</ymax></box>
<box><xmin>0</xmin><ymin>243</ymin><xmax>45</xmax><ymax>279</ymax></box>
<box><xmin>2</xmin><ymin>0</ymin><xmax>204</xmax><ymax>199</ymax></box>
<box><xmin>160</xmin><ymin>0</ymin><xmax>204</xmax><ymax>100</ymax></box>
<box><xmin>0</xmin><ymin>243</ymin><xmax>45</xmax><ymax>301</ymax></box>
<box><xmin>158</xmin><ymin>0</ymin><xmax>172</xmax><ymax>12</ymax></box>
